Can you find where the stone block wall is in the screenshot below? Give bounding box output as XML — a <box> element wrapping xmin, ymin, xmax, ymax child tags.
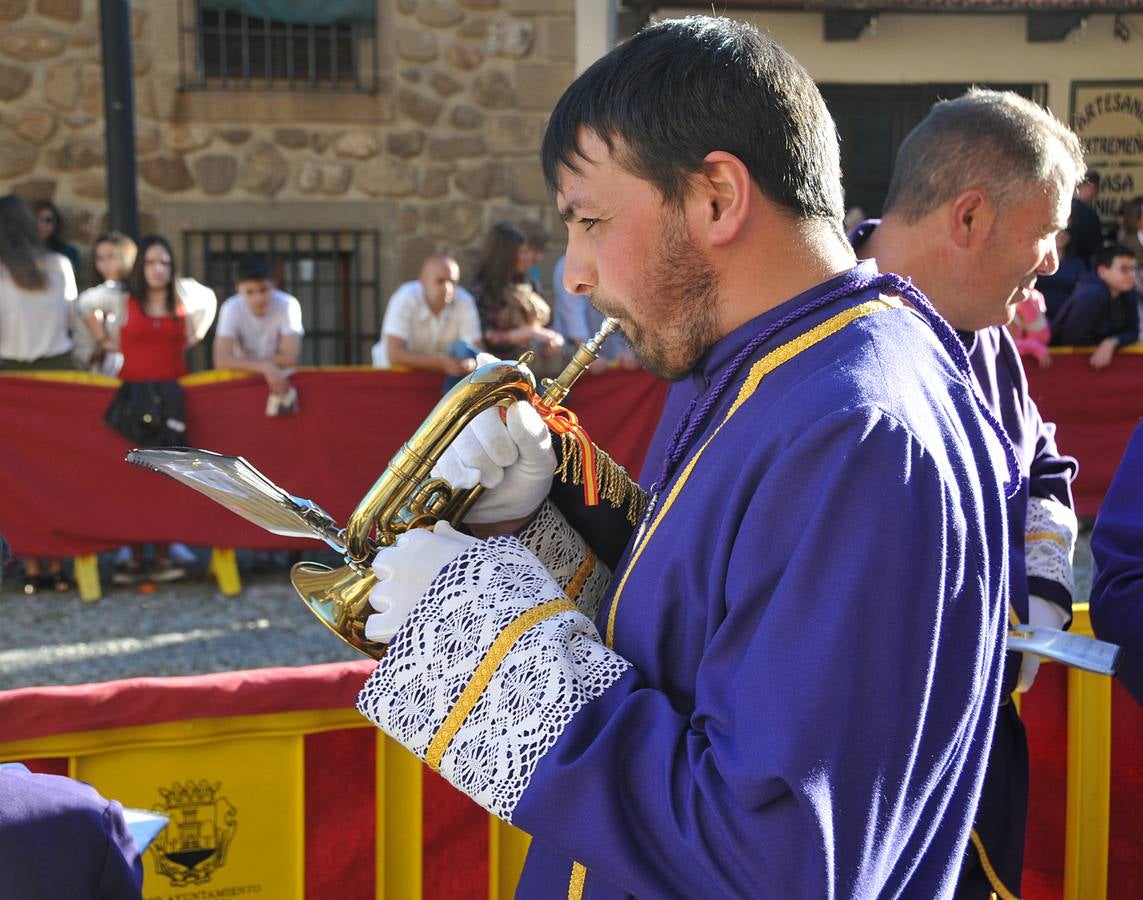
<box><xmin>0</xmin><ymin>0</ymin><xmax>576</xmax><ymax>298</ymax></box>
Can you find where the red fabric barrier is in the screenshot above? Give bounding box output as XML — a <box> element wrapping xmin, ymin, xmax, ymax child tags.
<box><xmin>305</xmin><ymin>728</ymin><xmax>376</xmax><ymax>900</ymax></box>
<box><xmin>1</xmin><ymin>353</ymin><xmax>1137</xmax><ymax>551</ymax></box>
<box><xmin>1022</xmin><ymin>665</ymin><xmax>1143</xmax><ymax>898</ymax></box>
<box><xmin>0</xmin><ymin>660</ymin><xmax>374</xmax><ymax>743</ymax></box>
<box><xmin>0</xmin><ymin>368</ymin><xmax>668</xmax><ymax>556</ymax></box>
<box><xmin>0</xmin><ymin>665</ymin><xmax>493</xmax><ymax>899</ymax></box>
<box><xmin>1025</xmin><ymin>350</ymin><xmax>1143</xmax><ymax>519</ymax></box>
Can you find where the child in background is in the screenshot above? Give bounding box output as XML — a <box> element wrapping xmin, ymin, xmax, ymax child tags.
<box><xmin>1008</xmin><ymin>286</ymin><xmax>1052</xmax><ymax>368</ymax></box>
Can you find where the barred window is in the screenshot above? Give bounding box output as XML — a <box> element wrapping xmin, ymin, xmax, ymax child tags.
<box><xmin>179</xmin><ymin>0</ymin><xmax>379</xmax><ymax>92</ymax></box>
<box><xmin>182</xmin><ymin>230</ymin><xmax>383</xmax><ymax>369</ymax></box>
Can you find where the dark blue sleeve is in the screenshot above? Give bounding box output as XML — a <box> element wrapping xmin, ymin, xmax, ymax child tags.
<box><xmin>1090</xmin><ymin>423</ymin><xmax>1143</xmax><ymax>706</ymax></box>
<box><xmin>1051</xmin><ymin>282</ymin><xmax>1105</xmax><ymax>346</ymax></box>
<box><xmin>512</xmin><ymin>410</ymin><xmax>1005</xmax><ymax>897</ymax></box>
<box><xmin>1113</xmin><ymin>292</ymin><xmax>1140</xmax><ymax>347</ymax></box>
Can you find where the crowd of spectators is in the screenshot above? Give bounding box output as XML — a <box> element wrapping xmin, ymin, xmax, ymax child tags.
<box><xmin>3</xmin><ymin>183</ymin><xmax>1136</xmax><ymax>591</ymax></box>
<box><xmin>372</xmin><ymin>218</ymin><xmax>638</xmax><ymax>386</ymax></box>
<box><xmin>1003</xmin><ymin>173</ymin><xmax>1143</xmax><ymax>371</ymax></box>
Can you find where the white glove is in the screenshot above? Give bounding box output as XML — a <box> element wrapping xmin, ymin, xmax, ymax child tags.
<box><xmin>431</xmin><ymin>400</ymin><xmax>555</xmax><ymax>524</ymax></box>
<box><xmin>1014</xmin><ymin>594</ymin><xmax>1070</xmax><ymax>693</ymax></box>
<box><xmin>364</xmin><ymin>521</ymin><xmax>479</xmax><ymax>643</ymax></box>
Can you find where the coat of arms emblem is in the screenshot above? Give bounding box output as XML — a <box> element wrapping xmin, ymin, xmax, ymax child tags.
<box><xmin>150</xmin><ymin>779</ymin><xmax>238</xmax><ymax>886</ymax></box>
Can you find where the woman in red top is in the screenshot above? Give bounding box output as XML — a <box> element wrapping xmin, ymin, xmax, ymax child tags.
<box><xmin>114</xmin><ymin>235</ymin><xmax>201</xmax><ymax>584</ymax></box>
<box><xmin>119</xmin><ymin>235</ymin><xmax>196</xmax><ymax>381</ymax></box>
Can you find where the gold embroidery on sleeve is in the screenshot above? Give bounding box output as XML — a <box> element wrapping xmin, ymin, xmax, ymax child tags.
<box><xmin>425</xmin><ymin>597</ymin><xmax>577</xmax><ymax>771</ymax></box>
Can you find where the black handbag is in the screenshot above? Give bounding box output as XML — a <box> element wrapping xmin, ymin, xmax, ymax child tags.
<box><xmin>103</xmin><ymin>380</ymin><xmax>188</xmax><ymax>447</ymax></box>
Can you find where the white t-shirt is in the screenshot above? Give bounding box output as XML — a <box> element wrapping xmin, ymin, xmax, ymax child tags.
<box><xmin>372</xmin><ymin>280</ymin><xmax>481</xmax><ymax>368</ymax></box>
<box><xmin>0</xmin><ymin>252</ymin><xmax>76</xmax><ymax>361</ymax></box>
<box><xmin>216</xmin><ymin>288</ymin><xmax>304</xmax><ymax>361</ymax></box>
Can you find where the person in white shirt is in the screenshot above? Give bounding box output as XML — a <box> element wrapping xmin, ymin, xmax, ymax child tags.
<box><xmin>0</xmin><ymin>195</ymin><xmax>77</xmax><ymax>371</ymax></box>
<box><xmin>372</xmin><ymin>255</ymin><xmax>483</xmax><ymax>381</ymax></box>
<box><xmin>213</xmin><ymin>256</ymin><xmax>304</xmax><ymax>409</ymax></box>
<box><xmin>0</xmin><ymin>194</ymin><xmax>78</xmax><ymax>593</ymax></box>
<box><xmin>75</xmin><ymin>231</ymin><xmax>136</xmax><ymax>374</ymax></box>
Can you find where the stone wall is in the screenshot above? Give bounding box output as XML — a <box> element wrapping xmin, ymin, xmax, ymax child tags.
<box><xmin>0</xmin><ymin>0</ymin><xmax>576</xmax><ymax>299</ymax></box>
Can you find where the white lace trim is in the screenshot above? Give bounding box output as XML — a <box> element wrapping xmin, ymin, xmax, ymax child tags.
<box><xmin>356</xmin><ymin>535</ymin><xmax>630</xmax><ymax>822</ymax></box>
<box><xmin>517</xmin><ymin>500</ymin><xmax>611</xmax><ymax>621</ymax></box>
<box><xmin>1025</xmin><ymin>495</ymin><xmax>1076</xmax><ymax>602</ymax></box>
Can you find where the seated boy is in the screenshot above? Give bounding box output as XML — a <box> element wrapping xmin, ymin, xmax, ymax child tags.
<box><xmin>1051</xmin><ymin>244</ymin><xmax>1140</xmax><ymax>369</ymax></box>
<box><xmin>213</xmin><ymin>256</ymin><xmax>304</xmax><ymax>410</ymax></box>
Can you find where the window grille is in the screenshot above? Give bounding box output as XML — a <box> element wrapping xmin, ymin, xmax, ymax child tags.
<box><xmin>182</xmin><ymin>229</ymin><xmax>383</xmax><ymax>369</ymax></box>
<box><xmin>178</xmin><ymin>0</ymin><xmax>379</xmax><ymax>92</ymax></box>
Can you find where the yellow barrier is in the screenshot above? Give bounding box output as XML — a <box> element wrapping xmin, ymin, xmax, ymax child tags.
<box><xmin>0</xmin><ymin>608</ymin><xmax>1123</xmax><ymax>898</ymax></box>
<box><xmin>1064</xmin><ymin>604</ymin><xmax>1111</xmax><ymax>900</ymax></box>
<box><xmin>0</xmin><ymin>706</ymin><xmax>531</xmax><ymax>899</ymax></box>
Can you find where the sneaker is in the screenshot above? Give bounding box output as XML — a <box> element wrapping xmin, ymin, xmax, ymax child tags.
<box><xmin>150</xmin><ymin>564</ymin><xmax>187</xmax><ymax>583</ymax></box>
<box><xmin>168</xmin><ymin>542</ymin><xmax>197</xmax><ymax>565</ymax></box>
<box><xmin>112</xmin><ymin>564</ymin><xmax>141</xmax><ymax>586</ymax></box>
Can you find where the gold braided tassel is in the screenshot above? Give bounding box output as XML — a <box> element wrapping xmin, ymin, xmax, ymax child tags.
<box><xmin>555</xmin><ymin>432</ymin><xmax>648</xmax><ymax>526</ymax></box>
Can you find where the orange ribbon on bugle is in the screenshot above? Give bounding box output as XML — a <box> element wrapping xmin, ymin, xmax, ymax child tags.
<box><xmin>532</xmin><ymin>397</ymin><xmax>601</xmax><ymax>506</ymax></box>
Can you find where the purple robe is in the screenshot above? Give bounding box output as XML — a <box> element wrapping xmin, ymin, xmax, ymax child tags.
<box><xmin>1091</xmin><ymin>423</ymin><xmax>1143</xmax><ymax>706</ymax></box>
<box><xmin>0</xmin><ymin>769</ymin><xmax>143</xmax><ymax>899</ymax></box>
<box><xmin>848</xmin><ymin>220</ymin><xmax>1078</xmax><ymax>897</ymax></box>
<box><xmin>359</xmin><ymin>262</ymin><xmax>1010</xmax><ymax>898</ymax></box>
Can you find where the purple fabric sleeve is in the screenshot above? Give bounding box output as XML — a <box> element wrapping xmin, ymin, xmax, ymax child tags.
<box><xmin>513</xmin><ymin>409</ymin><xmax>1005</xmax><ymax>898</ymax></box>
<box><xmin>1090</xmin><ymin>423</ymin><xmax>1143</xmax><ymax>705</ymax></box>
<box><xmin>0</xmin><ymin>770</ymin><xmax>143</xmax><ymax>899</ymax></box>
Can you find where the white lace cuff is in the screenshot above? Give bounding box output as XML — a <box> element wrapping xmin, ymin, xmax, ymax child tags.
<box><xmin>516</xmin><ymin>500</ymin><xmax>612</xmax><ymax>621</ymax></box>
<box><xmin>356</xmin><ymin>535</ymin><xmax>631</xmax><ymax>822</ymax></box>
<box><xmin>1025</xmin><ymin>495</ymin><xmax>1077</xmax><ymax>605</ymax></box>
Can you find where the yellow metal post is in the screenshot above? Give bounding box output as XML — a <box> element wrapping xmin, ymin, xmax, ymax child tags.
<box><xmin>1063</xmin><ymin>604</ymin><xmax>1111</xmax><ymax>900</ymax></box>
<box><xmin>378</xmin><ymin>736</ymin><xmax>422</xmax><ymax>898</ymax></box>
<box><xmin>73</xmin><ymin>554</ymin><xmax>101</xmax><ymax>601</ymax></box>
<box><xmin>210</xmin><ymin>547</ymin><xmax>242</xmax><ymax>595</ymax></box>
<box><xmin>489</xmin><ymin>817</ymin><xmax>531</xmax><ymax>899</ymax></box>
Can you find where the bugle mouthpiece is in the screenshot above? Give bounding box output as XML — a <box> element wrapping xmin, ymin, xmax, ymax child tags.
<box><xmin>541</xmin><ymin>317</ymin><xmax>620</xmax><ymax>406</ymax></box>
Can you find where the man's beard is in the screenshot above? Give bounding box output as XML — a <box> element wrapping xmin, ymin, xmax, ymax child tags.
<box><xmin>592</xmin><ymin>212</ymin><xmax>721</xmax><ymax>381</ymax></box>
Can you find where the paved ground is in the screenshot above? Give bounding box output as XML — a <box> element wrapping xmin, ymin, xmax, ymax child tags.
<box><xmin>0</xmin><ymin>548</ymin><xmax>361</xmax><ymax>691</ymax></box>
<box><xmin>0</xmin><ymin>530</ymin><xmax>1093</xmax><ymax>692</ymax></box>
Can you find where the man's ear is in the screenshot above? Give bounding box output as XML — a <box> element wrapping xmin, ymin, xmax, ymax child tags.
<box><xmin>948</xmin><ymin>189</ymin><xmax>996</xmax><ymax>250</ymax></box>
<box><xmin>694</xmin><ymin>151</ymin><xmax>752</xmax><ymax>247</ymax></box>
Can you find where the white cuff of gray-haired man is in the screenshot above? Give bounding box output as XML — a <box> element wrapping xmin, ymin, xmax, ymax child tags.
<box><xmin>1014</xmin><ymin>594</ymin><xmax>1071</xmax><ymax>693</ymax></box>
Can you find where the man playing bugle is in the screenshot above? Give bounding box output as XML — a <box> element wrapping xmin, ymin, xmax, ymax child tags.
<box><xmin>356</xmin><ymin>17</ymin><xmax>1012</xmax><ymax>898</ymax></box>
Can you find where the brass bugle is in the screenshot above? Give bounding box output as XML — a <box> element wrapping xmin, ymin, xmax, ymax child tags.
<box><xmin>291</xmin><ymin>318</ymin><xmax>620</xmax><ymax>659</ymax></box>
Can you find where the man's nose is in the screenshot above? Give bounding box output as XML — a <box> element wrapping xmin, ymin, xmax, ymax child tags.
<box><xmin>1037</xmin><ymin>240</ymin><xmax>1060</xmax><ymax>277</ymax></box>
<box><xmin>562</xmin><ymin>239</ymin><xmax>596</xmax><ymax>296</ymax></box>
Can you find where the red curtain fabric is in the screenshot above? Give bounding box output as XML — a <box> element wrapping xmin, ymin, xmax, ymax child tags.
<box><xmin>1024</xmin><ymin>351</ymin><xmax>1143</xmax><ymax>519</ymax></box>
<box><xmin>0</xmin><ymin>368</ymin><xmax>668</xmax><ymax>556</ymax></box>
<box><xmin>1</xmin><ymin>354</ymin><xmax>1136</xmax><ymax>554</ymax></box>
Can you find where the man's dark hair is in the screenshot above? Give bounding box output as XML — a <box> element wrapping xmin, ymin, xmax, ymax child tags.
<box><xmin>235</xmin><ymin>255</ymin><xmax>272</xmax><ymax>284</ymax></box>
<box><xmin>883</xmin><ymin>89</ymin><xmax>1085</xmax><ymax>223</ymax></box>
<box><xmin>541</xmin><ymin>16</ymin><xmax>844</xmax><ymax>223</ymax></box>
<box><xmin>1094</xmin><ymin>243</ymin><xmax>1134</xmax><ymax>270</ymax></box>
<box><xmin>1083</xmin><ymin>169</ymin><xmax>1101</xmax><ymax>188</ymax></box>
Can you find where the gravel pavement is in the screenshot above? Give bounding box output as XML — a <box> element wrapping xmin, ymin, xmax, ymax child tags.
<box><xmin>0</xmin><ymin>530</ymin><xmax>1093</xmax><ymax>693</ymax></box>
<box><xmin>0</xmin><ymin>549</ymin><xmax>362</xmax><ymax>691</ymax></box>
